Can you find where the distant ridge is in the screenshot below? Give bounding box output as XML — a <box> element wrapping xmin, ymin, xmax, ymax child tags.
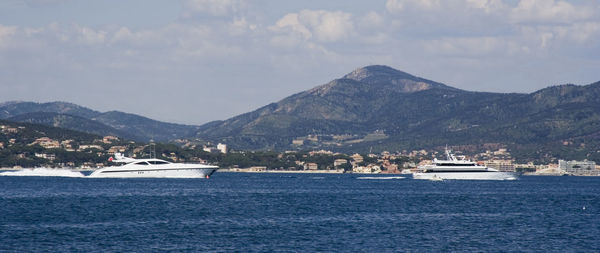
<box><xmin>196</xmin><ymin>65</ymin><xmax>475</xmax><ymax>141</ymax></box>
<box><xmin>0</xmin><ymin>101</ymin><xmax>99</xmax><ymax>119</ymax></box>
<box><xmin>194</xmin><ymin>65</ymin><xmax>600</xmax><ymax>162</ymax></box>
<box><xmin>7</xmin><ymin>112</ymin><xmax>134</xmax><ymax>140</ymax></box>
<box><xmin>0</xmin><ymin>101</ymin><xmax>199</xmax><ymax>142</ymax></box>
<box><xmin>2</xmin><ymin>66</ymin><xmax>600</xmax><ymax>162</ymax></box>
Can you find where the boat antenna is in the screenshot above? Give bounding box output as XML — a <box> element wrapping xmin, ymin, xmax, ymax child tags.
<box><xmin>149</xmin><ymin>139</ymin><xmax>156</xmax><ymax>159</ymax></box>
<box><xmin>445</xmin><ymin>144</ymin><xmax>452</xmax><ymax>160</ymax></box>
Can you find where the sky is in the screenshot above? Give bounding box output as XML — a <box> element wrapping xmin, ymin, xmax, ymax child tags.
<box><xmin>0</xmin><ymin>0</ymin><xmax>599</xmax><ymax>125</ymax></box>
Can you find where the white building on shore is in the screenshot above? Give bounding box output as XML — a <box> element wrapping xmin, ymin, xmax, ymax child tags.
<box><xmin>559</xmin><ymin>160</ymin><xmax>598</xmax><ymax>176</ymax></box>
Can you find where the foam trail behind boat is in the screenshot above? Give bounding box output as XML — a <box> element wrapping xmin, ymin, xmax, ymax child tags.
<box><xmin>0</xmin><ymin>168</ymin><xmax>85</xmax><ymax>177</ymax></box>
<box><xmin>357</xmin><ymin>176</ymin><xmax>405</xmax><ymax>180</ymax></box>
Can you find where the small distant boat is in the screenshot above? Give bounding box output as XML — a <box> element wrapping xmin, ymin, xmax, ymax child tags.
<box><xmin>88</xmin><ymin>153</ymin><xmax>218</xmax><ymax>178</ymax></box>
<box><xmin>413</xmin><ymin>147</ymin><xmax>518</xmax><ymax>181</ymax></box>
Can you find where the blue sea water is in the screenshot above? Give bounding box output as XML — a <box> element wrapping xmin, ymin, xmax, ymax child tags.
<box><xmin>1</xmin><ymin>173</ymin><xmax>599</xmax><ymax>252</ymax></box>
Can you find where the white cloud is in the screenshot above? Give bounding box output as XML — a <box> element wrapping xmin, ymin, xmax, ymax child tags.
<box><xmin>113</xmin><ymin>27</ymin><xmax>133</xmax><ymax>42</ymax></box>
<box><xmin>379</xmin><ymin>0</ymin><xmax>600</xmax><ymax>59</ymax></box>
<box><xmin>510</xmin><ymin>0</ymin><xmax>594</xmax><ymax>24</ymax></box>
<box><xmin>0</xmin><ymin>21</ymin><xmax>250</xmax><ymax>73</ymax></box>
<box><xmin>384</xmin><ymin>0</ymin><xmax>511</xmax><ymax>36</ymax></box>
<box><xmin>0</xmin><ymin>25</ymin><xmax>17</xmax><ymax>48</ymax></box>
<box><xmin>360</xmin><ymin>11</ymin><xmax>384</xmax><ymax>27</ymax></box>
<box><xmin>270</xmin><ymin>9</ymin><xmax>354</xmax><ymax>45</ymax></box>
<box><xmin>386</xmin><ymin>0</ymin><xmax>441</xmax><ymax>13</ymax></box>
<box><xmin>567</xmin><ymin>22</ymin><xmax>600</xmax><ymax>43</ymax></box>
<box><xmin>74</xmin><ymin>25</ymin><xmax>107</xmax><ymax>45</ymax></box>
<box><xmin>415</xmin><ymin>0</ymin><xmax>441</xmax><ymax>10</ymax></box>
<box><xmin>356</xmin><ymin>12</ymin><xmax>389</xmax><ymax>45</ymax></box>
<box><xmin>270</xmin><ymin>13</ymin><xmax>313</xmax><ymax>40</ymax></box>
<box><xmin>229</xmin><ymin>17</ymin><xmax>257</xmax><ymax>36</ymax></box>
<box><xmin>112</xmin><ymin>24</ymin><xmax>210</xmax><ymax>46</ymax></box>
<box><xmin>424</xmin><ymin>36</ymin><xmax>516</xmax><ymax>57</ymax></box>
<box><xmin>184</xmin><ymin>0</ymin><xmax>245</xmax><ymax>16</ymax></box>
<box><xmin>386</xmin><ymin>0</ymin><xmax>596</xmax><ymax>24</ymax></box>
<box><xmin>385</xmin><ymin>0</ymin><xmax>404</xmax><ymax>13</ymax></box>
<box><xmin>465</xmin><ymin>0</ymin><xmax>507</xmax><ymax>13</ymax></box>
<box><xmin>301</xmin><ymin>10</ymin><xmax>354</xmax><ymax>42</ymax></box>
<box><xmin>517</xmin><ymin>21</ymin><xmax>600</xmax><ymax>48</ymax></box>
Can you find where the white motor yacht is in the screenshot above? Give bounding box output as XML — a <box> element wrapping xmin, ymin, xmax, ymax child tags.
<box><xmin>89</xmin><ymin>153</ymin><xmax>218</xmax><ymax>178</ymax></box>
<box><xmin>413</xmin><ymin>148</ymin><xmax>518</xmax><ymax>180</ymax></box>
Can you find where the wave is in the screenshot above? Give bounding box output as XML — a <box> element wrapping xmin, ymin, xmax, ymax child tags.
<box><xmin>356</xmin><ymin>176</ymin><xmax>405</xmax><ymax>180</ymax></box>
<box><xmin>0</xmin><ymin>168</ymin><xmax>85</xmax><ymax>177</ymax></box>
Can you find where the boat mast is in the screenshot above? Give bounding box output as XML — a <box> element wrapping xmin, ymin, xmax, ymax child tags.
<box><xmin>148</xmin><ymin>140</ymin><xmax>156</xmax><ymax>159</ymax></box>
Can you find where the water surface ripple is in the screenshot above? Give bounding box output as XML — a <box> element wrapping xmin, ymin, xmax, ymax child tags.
<box><xmin>1</xmin><ymin>173</ymin><xmax>599</xmax><ymax>252</ymax></box>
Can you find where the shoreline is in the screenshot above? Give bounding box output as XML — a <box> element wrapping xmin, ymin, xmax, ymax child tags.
<box><xmin>2</xmin><ymin>167</ymin><xmax>600</xmax><ymax>176</ymax></box>
<box><xmin>219</xmin><ymin>169</ymin><xmax>347</xmax><ymax>174</ymax></box>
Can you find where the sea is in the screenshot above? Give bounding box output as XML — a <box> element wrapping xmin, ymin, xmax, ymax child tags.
<box><xmin>1</xmin><ymin>172</ymin><xmax>599</xmax><ymax>252</ymax></box>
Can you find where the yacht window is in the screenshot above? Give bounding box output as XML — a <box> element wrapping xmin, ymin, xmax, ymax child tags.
<box><xmin>135</xmin><ymin>162</ymin><xmax>149</xmax><ymax>165</ymax></box>
<box><xmin>148</xmin><ymin>161</ymin><xmax>169</xmax><ymax>165</ymax></box>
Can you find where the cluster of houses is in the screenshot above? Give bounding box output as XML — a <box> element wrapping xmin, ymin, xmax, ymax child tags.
<box><xmin>2</xmin><ymin>124</ymin><xmax>598</xmax><ymax>175</ymax></box>
<box><xmin>29</xmin><ymin>136</ymin><xmax>124</xmax><ymax>153</ymax></box>
<box><xmin>279</xmin><ymin>150</ymin><xmax>404</xmax><ymax>174</ymax></box>
<box><xmin>23</xmin><ymin>134</ymin><xmax>600</xmax><ymax>175</ymax></box>
<box><xmin>1</xmin><ymin>123</ymin><xmax>234</xmax><ymax>169</ymax></box>
<box><xmin>285</xmin><ymin>147</ymin><xmax>600</xmax><ymax>176</ymax></box>
<box><xmin>21</xmin><ymin>135</ymin><xmax>228</xmax><ymax>168</ymax></box>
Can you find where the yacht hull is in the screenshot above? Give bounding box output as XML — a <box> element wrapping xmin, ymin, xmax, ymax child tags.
<box><xmin>88</xmin><ymin>167</ymin><xmax>218</xmax><ymax>178</ymax></box>
<box><xmin>413</xmin><ymin>171</ymin><xmax>518</xmax><ymax>180</ymax></box>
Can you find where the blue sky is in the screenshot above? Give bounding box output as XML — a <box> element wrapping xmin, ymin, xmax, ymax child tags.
<box><xmin>1</xmin><ymin>0</ymin><xmax>599</xmax><ymax>124</ymax></box>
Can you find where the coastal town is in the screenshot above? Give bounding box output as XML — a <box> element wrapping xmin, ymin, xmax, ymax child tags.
<box><xmin>1</xmin><ymin>124</ymin><xmax>598</xmax><ymax>176</ymax></box>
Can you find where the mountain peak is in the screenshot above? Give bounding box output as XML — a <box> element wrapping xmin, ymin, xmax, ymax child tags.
<box><xmin>343</xmin><ymin>65</ymin><xmax>415</xmax><ymax>82</ymax></box>
<box><xmin>338</xmin><ymin>65</ymin><xmax>455</xmax><ymax>93</ymax></box>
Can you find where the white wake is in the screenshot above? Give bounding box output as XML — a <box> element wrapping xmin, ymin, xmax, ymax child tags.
<box><xmin>0</xmin><ymin>168</ymin><xmax>85</xmax><ymax>177</ymax></box>
<box><xmin>356</xmin><ymin>176</ymin><xmax>405</xmax><ymax>180</ymax></box>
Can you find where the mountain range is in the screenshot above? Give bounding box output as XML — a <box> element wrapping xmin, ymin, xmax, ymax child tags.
<box><xmin>3</xmin><ymin>65</ymin><xmax>600</xmax><ymax>161</ymax></box>
<box><xmin>194</xmin><ymin>65</ymin><xmax>600</xmax><ymax>161</ymax></box>
<box><xmin>0</xmin><ymin>101</ymin><xmax>199</xmax><ymax>142</ymax></box>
